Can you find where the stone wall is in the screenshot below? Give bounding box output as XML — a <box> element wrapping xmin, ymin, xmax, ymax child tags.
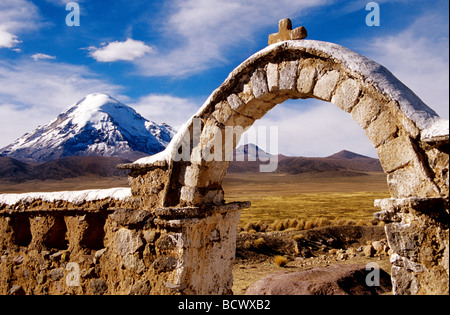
<box><xmin>375</xmin><ymin>198</ymin><xmax>449</xmax><ymax>295</ymax></box>
<box><xmin>0</xmin><ymin>196</ymin><xmax>247</xmax><ymax>295</ymax></box>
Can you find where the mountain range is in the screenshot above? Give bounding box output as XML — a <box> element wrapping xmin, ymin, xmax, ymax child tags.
<box><xmin>0</xmin><ymin>93</ymin><xmax>175</xmax><ymax>162</ymax></box>
<box><xmin>228</xmin><ymin>145</ymin><xmax>382</xmax><ymax>175</ymax></box>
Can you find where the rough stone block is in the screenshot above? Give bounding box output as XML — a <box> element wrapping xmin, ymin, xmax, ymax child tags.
<box><xmin>240</xmin><ymin>81</ymin><xmax>254</xmax><ymax>104</ymax></box>
<box><xmin>266</xmin><ymin>63</ymin><xmax>279</xmax><ymax>92</ymax></box>
<box><xmin>297</xmin><ymin>65</ymin><xmax>317</xmax><ymax>96</ymax></box>
<box><xmin>365</xmin><ymin>110</ymin><xmax>398</xmax><ymax>148</ymax></box>
<box><xmin>387</xmin><ymin>101</ymin><xmax>420</xmax><ymax>139</ymax></box>
<box><xmin>279</xmin><ymin>61</ymin><xmax>299</xmax><ymax>91</ymax></box>
<box><xmin>114</xmin><ymin>228</ymin><xmax>144</xmax><ymax>256</ymax></box>
<box><xmin>351</xmin><ymin>95</ymin><xmax>383</xmax><ymax>129</ymax></box>
<box><xmin>331</xmin><ymin>78</ymin><xmax>361</xmax><ymax>112</ymax></box>
<box><xmin>387</xmin><ymin>164</ymin><xmax>440</xmax><ymax>198</ymax></box>
<box><xmin>313</xmin><ymin>70</ymin><xmax>340</xmax><ymax>101</ymax></box>
<box><xmin>251</xmin><ymin>68</ymin><xmax>270</xmax><ymax>100</ymax></box>
<box><xmin>227</xmin><ymin>94</ymin><xmax>244</xmax><ymax>112</ymax></box>
<box><xmin>180</xmin><ymin>186</ymin><xmax>224</xmax><ymax>205</ymax></box>
<box><xmin>212</xmin><ymin>101</ymin><xmax>255</xmax><ymax>128</ymax></box>
<box><xmin>182</xmin><ymin>164</ymin><xmax>227</xmax><ymax>189</ymax></box>
<box><xmin>376</xmin><ymin>136</ymin><xmax>417</xmax><ymax>173</ymax></box>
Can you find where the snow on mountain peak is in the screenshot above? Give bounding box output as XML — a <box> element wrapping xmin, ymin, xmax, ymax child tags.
<box><xmin>0</xmin><ymin>94</ymin><xmax>175</xmax><ymax>162</ymax></box>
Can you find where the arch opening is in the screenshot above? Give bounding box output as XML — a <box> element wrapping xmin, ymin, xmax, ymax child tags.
<box><xmin>223</xmin><ymin>97</ymin><xmax>390</xmax><ymax>225</ymax></box>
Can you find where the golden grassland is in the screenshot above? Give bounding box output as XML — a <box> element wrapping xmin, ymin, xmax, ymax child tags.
<box><xmin>222</xmin><ymin>172</ymin><xmax>390</xmax><ymax>228</ymax></box>
<box><xmin>0</xmin><ymin>172</ymin><xmax>390</xmax><ymax>229</ymax></box>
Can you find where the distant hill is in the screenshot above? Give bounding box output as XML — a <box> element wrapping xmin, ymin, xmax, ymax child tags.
<box><xmin>0</xmin><ymin>156</ymin><xmax>130</xmax><ymax>182</ymax></box>
<box><xmin>327</xmin><ymin>150</ymin><xmax>371</xmax><ymax>160</ymax></box>
<box><xmin>228</xmin><ymin>147</ymin><xmax>383</xmax><ymax>175</ymax></box>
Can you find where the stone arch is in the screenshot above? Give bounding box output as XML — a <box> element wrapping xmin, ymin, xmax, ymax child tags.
<box><xmin>127</xmin><ymin>40</ymin><xmax>448</xmax><ymax>209</ymax></box>
<box><xmin>122</xmin><ymin>39</ymin><xmax>448</xmax><ymax>295</ymax></box>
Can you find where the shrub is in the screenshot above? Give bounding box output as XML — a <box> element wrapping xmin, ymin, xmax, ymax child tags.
<box><xmin>296</xmin><ymin>219</ymin><xmax>305</xmax><ymax>230</ymax></box>
<box><xmin>253</xmin><ymin>237</ymin><xmax>266</xmax><ymax>249</ymax></box>
<box><xmin>271</xmin><ymin>220</ymin><xmax>284</xmax><ymax>231</ymax></box>
<box><xmin>304</xmin><ymin>220</ymin><xmax>314</xmax><ymax>230</ymax></box>
<box><xmin>274</xmin><ymin>255</ymin><xmax>288</xmax><ymax>267</ymax></box>
<box><xmin>315</xmin><ymin>217</ymin><xmax>330</xmax><ymax>227</ymax></box>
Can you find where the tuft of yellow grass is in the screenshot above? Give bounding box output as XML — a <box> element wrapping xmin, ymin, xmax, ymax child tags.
<box><xmin>274</xmin><ymin>255</ymin><xmax>288</xmax><ymax>267</ymax></box>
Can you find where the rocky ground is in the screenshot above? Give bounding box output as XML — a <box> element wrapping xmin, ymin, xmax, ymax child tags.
<box><xmin>232</xmin><ymin>225</ymin><xmax>392</xmax><ymax>295</ymax></box>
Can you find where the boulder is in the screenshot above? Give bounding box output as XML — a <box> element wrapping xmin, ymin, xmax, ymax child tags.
<box><xmin>245</xmin><ymin>264</ymin><xmax>391</xmax><ymax>295</ymax></box>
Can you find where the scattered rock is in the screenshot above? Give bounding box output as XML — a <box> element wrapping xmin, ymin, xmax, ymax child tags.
<box><xmin>152</xmin><ymin>255</ymin><xmax>178</xmax><ymax>273</ymax></box>
<box><xmin>363</xmin><ymin>245</ymin><xmax>376</xmax><ymax>257</ymax></box>
<box><xmin>89</xmin><ymin>278</ymin><xmax>108</xmax><ymax>295</ymax></box>
<box><xmin>49</xmin><ymin>268</ymin><xmax>64</xmax><ymax>281</ymax></box>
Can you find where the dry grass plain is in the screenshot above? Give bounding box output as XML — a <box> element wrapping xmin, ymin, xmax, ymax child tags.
<box><xmin>222</xmin><ymin>172</ymin><xmax>390</xmax><ymax>227</ymax></box>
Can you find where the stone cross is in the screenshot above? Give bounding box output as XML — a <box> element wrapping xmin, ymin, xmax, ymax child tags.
<box><xmin>268</xmin><ymin>18</ymin><xmax>307</xmax><ymax>45</ymax></box>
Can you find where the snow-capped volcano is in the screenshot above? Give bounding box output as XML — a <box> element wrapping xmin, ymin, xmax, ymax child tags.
<box><xmin>0</xmin><ymin>93</ymin><xmax>175</xmax><ymax>162</ymax></box>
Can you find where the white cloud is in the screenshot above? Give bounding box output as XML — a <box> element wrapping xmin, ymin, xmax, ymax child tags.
<box><xmin>0</xmin><ymin>0</ymin><xmax>41</xmax><ymax>32</ymax></box>
<box><xmin>31</xmin><ymin>53</ymin><xmax>56</xmax><ymax>61</ymax></box>
<box><xmin>135</xmin><ymin>0</ymin><xmax>330</xmax><ymax>77</ymax></box>
<box><xmin>0</xmin><ymin>26</ymin><xmax>21</xmax><ymax>49</ymax></box>
<box><xmin>89</xmin><ymin>38</ymin><xmax>154</xmax><ymax>62</ymax></box>
<box><xmin>130</xmin><ymin>94</ymin><xmax>200</xmax><ymax>128</ymax></box>
<box><xmin>0</xmin><ymin>0</ymin><xmax>42</xmax><ymax>50</ymax></box>
<box><xmin>0</xmin><ymin>60</ymin><xmax>123</xmax><ymax>148</ymax></box>
<box><xmin>362</xmin><ymin>13</ymin><xmax>449</xmax><ymax>119</ymax></box>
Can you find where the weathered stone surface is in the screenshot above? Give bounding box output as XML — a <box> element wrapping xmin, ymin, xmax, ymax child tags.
<box><xmin>313</xmin><ymin>70</ymin><xmax>340</xmax><ymax>101</ymax></box>
<box><xmin>387</xmin><ymin>164</ymin><xmax>440</xmax><ymax>198</ymax></box>
<box><xmin>110</xmin><ymin>209</ymin><xmax>152</xmax><ymax>228</ymax></box>
<box><xmin>266</xmin><ymin>63</ymin><xmax>279</xmax><ymax>92</ymax></box>
<box><xmin>375</xmin><ymin>197</ymin><xmax>449</xmax><ymax>295</ymax></box>
<box><xmin>115</xmin><ymin>228</ymin><xmax>144</xmax><ymax>256</ymax></box>
<box><xmin>250</xmin><ymin>68</ymin><xmax>270</xmax><ymax>99</ymax></box>
<box><xmin>180</xmin><ymin>186</ymin><xmax>224</xmax><ymax>205</ymax></box>
<box><xmin>89</xmin><ymin>279</ymin><xmax>108</xmax><ymax>295</ymax></box>
<box><xmin>297</xmin><ymin>64</ymin><xmax>317</xmax><ymax>95</ymax></box>
<box><xmin>351</xmin><ymin>95</ymin><xmax>383</xmax><ymax>129</ymax></box>
<box><xmin>376</xmin><ymin>136</ymin><xmax>417</xmax><ymax>173</ymax></box>
<box><xmin>365</xmin><ymin>109</ymin><xmax>399</xmax><ymax>148</ymax></box>
<box><xmin>246</xmin><ymin>264</ymin><xmax>391</xmax><ymax>295</ymax></box>
<box><xmin>331</xmin><ymin>78</ymin><xmax>361</xmax><ymax>112</ymax></box>
<box><xmin>279</xmin><ymin>61</ymin><xmax>299</xmax><ymax>91</ymax></box>
<box><xmin>227</xmin><ymin>94</ymin><xmax>243</xmax><ymax>112</ymax></box>
<box><xmin>49</xmin><ymin>268</ymin><xmax>64</xmax><ymax>281</ymax></box>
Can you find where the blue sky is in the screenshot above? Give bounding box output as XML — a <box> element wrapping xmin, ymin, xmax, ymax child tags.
<box><xmin>0</xmin><ymin>0</ymin><xmax>448</xmax><ymax>158</ymax></box>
